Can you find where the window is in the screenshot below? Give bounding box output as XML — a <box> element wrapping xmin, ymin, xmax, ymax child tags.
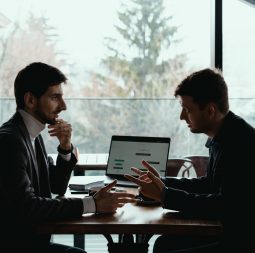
<box><xmin>222</xmin><ymin>0</ymin><xmax>255</xmax><ymax>130</ymax></box>
<box><xmin>2</xmin><ymin>0</ymin><xmax>253</xmax><ymax>158</ymax></box>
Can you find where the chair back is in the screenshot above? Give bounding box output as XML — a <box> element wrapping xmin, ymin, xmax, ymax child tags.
<box><xmin>166</xmin><ymin>158</ymin><xmax>193</xmax><ymax>178</ymax></box>
<box><xmin>183</xmin><ymin>155</ymin><xmax>209</xmax><ymax>177</ymax></box>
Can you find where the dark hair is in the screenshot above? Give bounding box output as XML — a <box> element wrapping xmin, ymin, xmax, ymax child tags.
<box><xmin>14</xmin><ymin>62</ymin><xmax>67</xmax><ymax>109</ymax></box>
<box><xmin>174</xmin><ymin>68</ymin><xmax>229</xmax><ymax>113</ymax></box>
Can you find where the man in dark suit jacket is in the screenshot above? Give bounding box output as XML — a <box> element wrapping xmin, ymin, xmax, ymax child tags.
<box><xmin>0</xmin><ymin>62</ymin><xmax>136</xmax><ymax>253</ymax></box>
<box><xmin>125</xmin><ymin>68</ymin><xmax>255</xmax><ymax>252</ymax></box>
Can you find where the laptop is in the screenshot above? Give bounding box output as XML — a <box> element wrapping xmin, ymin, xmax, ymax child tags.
<box><xmin>104</xmin><ymin>135</ymin><xmax>171</xmax><ymax>187</ymax></box>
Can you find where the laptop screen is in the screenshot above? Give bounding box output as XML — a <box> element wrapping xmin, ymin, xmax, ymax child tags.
<box><xmin>106</xmin><ymin>135</ymin><xmax>171</xmax><ymax>178</ymax></box>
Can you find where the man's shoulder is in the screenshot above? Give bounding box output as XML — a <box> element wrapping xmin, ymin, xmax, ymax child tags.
<box><xmin>0</xmin><ymin>114</ymin><xmax>24</xmax><ymax>142</ymax></box>
<box><xmin>0</xmin><ymin>127</ymin><xmax>22</xmax><ymax>145</ymax></box>
<box><xmin>0</xmin><ymin>119</ymin><xmax>18</xmax><ymax>135</ymax></box>
<box><xmin>0</xmin><ymin>112</ymin><xmax>24</xmax><ymax>131</ymax></box>
<box><xmin>228</xmin><ymin>111</ymin><xmax>255</xmax><ymax>136</ymax></box>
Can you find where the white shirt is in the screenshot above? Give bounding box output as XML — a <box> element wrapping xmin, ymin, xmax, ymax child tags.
<box><xmin>18</xmin><ymin>109</ymin><xmax>96</xmax><ymax>213</ymax></box>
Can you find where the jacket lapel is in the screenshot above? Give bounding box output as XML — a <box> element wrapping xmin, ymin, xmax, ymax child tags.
<box><xmin>11</xmin><ymin>112</ymin><xmax>40</xmax><ymax>186</ymax></box>
<box><xmin>35</xmin><ymin>134</ymin><xmax>49</xmax><ymax>178</ymax></box>
<box><xmin>35</xmin><ymin>135</ymin><xmax>51</xmax><ymax>197</ymax></box>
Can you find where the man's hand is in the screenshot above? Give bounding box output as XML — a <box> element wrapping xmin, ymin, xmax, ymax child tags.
<box><xmin>93</xmin><ymin>180</ymin><xmax>137</xmax><ymax>213</ymax></box>
<box><xmin>124</xmin><ymin>160</ymin><xmax>165</xmax><ymax>202</ymax></box>
<box><xmin>48</xmin><ymin>119</ymin><xmax>72</xmax><ymax>150</ymax></box>
<box><xmin>133</xmin><ymin>160</ymin><xmax>161</xmax><ymax>179</ymax></box>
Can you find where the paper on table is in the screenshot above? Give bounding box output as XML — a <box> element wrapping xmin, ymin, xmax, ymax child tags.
<box><xmin>68</xmin><ymin>176</ymin><xmax>105</xmax><ymax>191</ymax></box>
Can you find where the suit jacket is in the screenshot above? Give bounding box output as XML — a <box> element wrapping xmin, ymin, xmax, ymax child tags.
<box><xmin>162</xmin><ymin>111</ymin><xmax>255</xmax><ymax>250</ymax></box>
<box><xmin>0</xmin><ymin>112</ymin><xmax>83</xmax><ymax>248</ymax></box>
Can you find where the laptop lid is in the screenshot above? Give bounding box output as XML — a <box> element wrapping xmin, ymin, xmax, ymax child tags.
<box><xmin>105</xmin><ymin>135</ymin><xmax>171</xmax><ymax>184</ymax></box>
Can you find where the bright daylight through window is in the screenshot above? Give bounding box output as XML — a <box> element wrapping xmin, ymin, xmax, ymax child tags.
<box><xmin>0</xmin><ymin>0</ymin><xmax>255</xmax><ymax>158</ymax></box>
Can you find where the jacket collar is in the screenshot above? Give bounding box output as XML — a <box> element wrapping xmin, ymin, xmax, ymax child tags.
<box><xmin>10</xmin><ymin>112</ymin><xmax>40</xmax><ymax>182</ymax></box>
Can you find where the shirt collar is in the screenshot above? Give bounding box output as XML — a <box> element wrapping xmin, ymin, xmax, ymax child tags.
<box><xmin>205</xmin><ymin>111</ymin><xmax>233</xmax><ymax>150</ymax></box>
<box><xmin>18</xmin><ymin>109</ymin><xmax>45</xmax><ymax>140</ymax></box>
<box><xmin>205</xmin><ymin>138</ymin><xmax>212</xmax><ymax>148</ymax></box>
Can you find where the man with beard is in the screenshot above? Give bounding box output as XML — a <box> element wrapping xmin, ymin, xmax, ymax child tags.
<box><xmin>125</xmin><ymin>68</ymin><xmax>254</xmax><ymax>252</ymax></box>
<box><xmin>0</xmin><ymin>62</ymin><xmax>136</xmax><ymax>253</ymax></box>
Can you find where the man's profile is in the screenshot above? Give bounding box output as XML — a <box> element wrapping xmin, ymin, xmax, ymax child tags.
<box><xmin>125</xmin><ymin>68</ymin><xmax>254</xmax><ymax>253</ymax></box>
<box><xmin>0</xmin><ymin>62</ymin><xmax>136</xmax><ymax>253</ymax></box>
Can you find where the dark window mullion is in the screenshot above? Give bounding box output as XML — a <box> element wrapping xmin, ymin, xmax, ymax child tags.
<box><xmin>215</xmin><ymin>0</ymin><xmax>223</xmax><ymax>70</ymax></box>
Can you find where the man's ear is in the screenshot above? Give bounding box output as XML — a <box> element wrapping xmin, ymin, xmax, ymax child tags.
<box><xmin>207</xmin><ymin>102</ymin><xmax>216</xmax><ymax>119</ymax></box>
<box><xmin>24</xmin><ymin>92</ymin><xmax>37</xmax><ymax>109</ymax></box>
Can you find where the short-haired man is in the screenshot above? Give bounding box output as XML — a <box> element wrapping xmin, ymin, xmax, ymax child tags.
<box><xmin>0</xmin><ymin>62</ymin><xmax>136</xmax><ymax>253</ymax></box>
<box><xmin>125</xmin><ymin>68</ymin><xmax>254</xmax><ymax>252</ymax></box>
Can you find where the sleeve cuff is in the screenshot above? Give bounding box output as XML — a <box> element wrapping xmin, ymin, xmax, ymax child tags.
<box><xmin>82</xmin><ymin>196</ymin><xmax>96</xmax><ymax>214</ymax></box>
<box><xmin>57</xmin><ymin>144</ymin><xmax>73</xmax><ymax>154</ymax></box>
<box><xmin>58</xmin><ymin>144</ymin><xmax>76</xmax><ymax>161</ymax></box>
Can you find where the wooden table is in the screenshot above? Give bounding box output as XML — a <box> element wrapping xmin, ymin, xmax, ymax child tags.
<box><xmin>36</xmin><ymin>202</ymin><xmax>222</xmax><ymax>236</ymax></box>
<box><xmin>35</xmin><ymin>176</ymin><xmax>223</xmax><ymax>252</ymax></box>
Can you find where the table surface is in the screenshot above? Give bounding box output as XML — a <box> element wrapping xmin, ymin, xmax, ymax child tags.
<box><xmin>35</xmin><ymin>176</ymin><xmax>223</xmax><ymax>237</ymax></box>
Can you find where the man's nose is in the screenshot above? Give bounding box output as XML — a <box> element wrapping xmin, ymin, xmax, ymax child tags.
<box><xmin>180</xmin><ymin>109</ymin><xmax>185</xmax><ymax>120</ymax></box>
<box><xmin>60</xmin><ymin>99</ymin><xmax>67</xmax><ymax>111</ymax></box>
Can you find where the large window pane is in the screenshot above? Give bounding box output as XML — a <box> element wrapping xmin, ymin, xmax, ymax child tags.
<box><xmin>223</xmin><ymin>0</ymin><xmax>255</xmax><ymax>98</ymax></box>
<box><xmin>2</xmin><ymin>97</ymin><xmax>255</xmax><ymax>157</ymax></box>
<box><xmin>0</xmin><ymin>0</ymin><xmax>214</xmax><ymax>156</ymax></box>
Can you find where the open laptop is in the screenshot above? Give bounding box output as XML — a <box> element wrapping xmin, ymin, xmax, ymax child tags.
<box><xmin>104</xmin><ymin>135</ymin><xmax>171</xmax><ymax>187</ymax></box>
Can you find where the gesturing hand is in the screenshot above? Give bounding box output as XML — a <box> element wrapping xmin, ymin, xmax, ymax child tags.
<box><xmin>124</xmin><ymin>160</ymin><xmax>165</xmax><ymax>202</ymax></box>
<box><xmin>93</xmin><ymin>180</ymin><xmax>137</xmax><ymax>213</ymax></box>
<box><xmin>131</xmin><ymin>160</ymin><xmax>161</xmax><ymax>180</ymax></box>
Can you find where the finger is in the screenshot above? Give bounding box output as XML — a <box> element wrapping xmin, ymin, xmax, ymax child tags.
<box><xmin>57</xmin><ymin>124</ymin><xmax>71</xmax><ymax>132</ymax></box>
<box><xmin>144</xmin><ymin>177</ymin><xmax>152</xmax><ymax>182</ymax></box>
<box><xmin>48</xmin><ymin>129</ymin><xmax>71</xmax><ymax>137</ymax></box>
<box><xmin>102</xmin><ymin>180</ymin><xmax>117</xmax><ymax>192</ymax></box>
<box><xmin>48</xmin><ymin>125</ymin><xmax>72</xmax><ymax>140</ymax></box>
<box><xmin>142</xmin><ymin>160</ymin><xmax>155</xmax><ymax>170</ymax></box>
<box><xmin>48</xmin><ymin>120</ymin><xmax>63</xmax><ymax>129</ymax></box>
<box><xmin>55</xmin><ymin>119</ymin><xmax>66</xmax><ymax>125</ymax></box>
<box><xmin>131</xmin><ymin>167</ymin><xmax>145</xmax><ymax>176</ymax></box>
<box><xmin>147</xmin><ymin>171</ymin><xmax>164</xmax><ymax>187</ymax></box>
<box><xmin>140</xmin><ymin>173</ymin><xmax>149</xmax><ymax>180</ymax></box>
<box><xmin>48</xmin><ymin>130</ymin><xmax>57</xmax><ymax>136</ymax></box>
<box><xmin>60</xmin><ymin>125</ymin><xmax>71</xmax><ymax>131</ymax></box>
<box><xmin>48</xmin><ymin>125</ymin><xmax>62</xmax><ymax>133</ymax></box>
<box><xmin>48</xmin><ymin>120</ymin><xmax>70</xmax><ymax>130</ymax></box>
<box><xmin>124</xmin><ymin>175</ymin><xmax>144</xmax><ymax>186</ymax></box>
<box><xmin>113</xmin><ymin>192</ymin><xmax>136</xmax><ymax>198</ymax></box>
<box><xmin>56</xmin><ymin>119</ymin><xmax>64</xmax><ymax>123</ymax></box>
<box><xmin>142</xmin><ymin>160</ymin><xmax>158</xmax><ymax>174</ymax></box>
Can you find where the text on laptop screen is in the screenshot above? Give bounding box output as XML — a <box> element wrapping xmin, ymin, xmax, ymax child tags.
<box><xmin>106</xmin><ymin>136</ymin><xmax>170</xmax><ymax>177</ymax></box>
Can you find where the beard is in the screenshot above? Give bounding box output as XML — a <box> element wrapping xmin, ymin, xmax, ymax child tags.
<box><xmin>34</xmin><ymin>109</ymin><xmax>58</xmax><ymax>125</ymax></box>
<box><xmin>189</xmin><ymin>128</ymin><xmax>203</xmax><ymax>134</ymax></box>
<box><xmin>189</xmin><ymin>122</ymin><xmax>209</xmax><ymax>134</ymax></box>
